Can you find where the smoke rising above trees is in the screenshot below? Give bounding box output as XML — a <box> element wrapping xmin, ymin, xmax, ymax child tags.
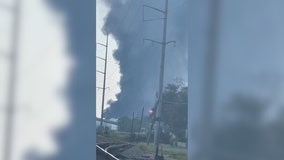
<box><xmin>102</xmin><ymin>0</ymin><xmax>188</xmax><ymax>118</ymax></box>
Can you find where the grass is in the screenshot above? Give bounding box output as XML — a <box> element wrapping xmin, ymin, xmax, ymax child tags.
<box><xmin>137</xmin><ymin>143</ymin><xmax>156</xmax><ymax>153</ymax></box>
<box><xmin>99</xmin><ymin>131</ymin><xmax>130</xmax><ymax>141</ymax></box>
<box><xmin>137</xmin><ymin>143</ymin><xmax>188</xmax><ymax>160</ymax></box>
<box><xmin>165</xmin><ymin>150</ymin><xmax>188</xmax><ymax>160</ymax></box>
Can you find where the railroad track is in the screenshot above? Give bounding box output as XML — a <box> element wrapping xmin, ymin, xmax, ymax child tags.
<box><xmin>96</xmin><ymin>136</ymin><xmax>133</xmax><ymax>160</ymax></box>
<box><xmin>96</xmin><ymin>144</ymin><xmax>120</xmax><ymax>160</ymax></box>
<box><xmin>96</xmin><ymin>135</ymin><xmax>154</xmax><ymax>160</ymax></box>
<box><xmin>96</xmin><ymin>142</ymin><xmax>133</xmax><ymax>160</ymax></box>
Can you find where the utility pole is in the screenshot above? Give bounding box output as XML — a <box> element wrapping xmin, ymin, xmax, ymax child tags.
<box><xmin>143</xmin><ymin>0</ymin><xmax>175</xmax><ymax>159</ymax></box>
<box><xmin>1</xmin><ymin>0</ymin><xmax>21</xmax><ymax>160</ymax></box>
<box><xmin>97</xmin><ymin>34</ymin><xmax>109</xmax><ymax>128</ymax></box>
<box><xmin>137</xmin><ymin>107</ymin><xmax>144</xmax><ymax>141</ymax></box>
<box><xmin>130</xmin><ymin>112</ymin><xmax>134</xmax><ymax>140</ymax></box>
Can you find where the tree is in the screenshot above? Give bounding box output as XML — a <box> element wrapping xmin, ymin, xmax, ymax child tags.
<box><xmin>161</xmin><ymin>80</ymin><xmax>188</xmax><ymax>142</ymax></box>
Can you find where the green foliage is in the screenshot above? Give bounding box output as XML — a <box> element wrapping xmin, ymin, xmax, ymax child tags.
<box><xmin>161</xmin><ymin>80</ymin><xmax>188</xmax><ymax>141</ymax></box>
<box><xmin>103</xmin><ymin>131</ymin><xmax>130</xmax><ymax>141</ymax></box>
<box><xmin>117</xmin><ymin>116</ymin><xmax>132</xmax><ymax>132</ymax></box>
<box><xmin>137</xmin><ymin>143</ymin><xmax>156</xmax><ymax>153</ymax></box>
<box><xmin>117</xmin><ymin>79</ymin><xmax>188</xmax><ymax>143</ymax></box>
<box><xmin>137</xmin><ymin>143</ymin><xmax>188</xmax><ymax>160</ymax></box>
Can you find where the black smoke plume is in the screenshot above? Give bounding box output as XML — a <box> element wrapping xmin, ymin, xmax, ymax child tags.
<box><xmin>102</xmin><ymin>0</ymin><xmax>188</xmax><ymax>118</ymax></box>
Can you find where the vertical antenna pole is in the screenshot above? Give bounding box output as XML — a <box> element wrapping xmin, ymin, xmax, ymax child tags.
<box><xmin>137</xmin><ymin>107</ymin><xmax>144</xmax><ymax>141</ymax></box>
<box><xmin>131</xmin><ymin>112</ymin><xmax>134</xmax><ymax>140</ymax></box>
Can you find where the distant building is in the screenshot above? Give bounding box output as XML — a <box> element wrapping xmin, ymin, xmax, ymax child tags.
<box><xmin>96</xmin><ymin>117</ymin><xmax>118</xmax><ymax>131</ymax></box>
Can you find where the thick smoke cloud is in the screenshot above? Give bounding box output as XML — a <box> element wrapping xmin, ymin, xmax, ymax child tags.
<box><xmin>103</xmin><ymin>0</ymin><xmax>188</xmax><ymax>118</ymax></box>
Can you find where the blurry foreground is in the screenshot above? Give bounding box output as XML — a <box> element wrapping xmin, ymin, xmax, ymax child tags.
<box><xmin>189</xmin><ymin>0</ymin><xmax>284</xmax><ymax>160</ymax></box>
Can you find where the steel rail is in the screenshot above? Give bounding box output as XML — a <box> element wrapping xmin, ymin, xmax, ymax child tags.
<box><xmin>96</xmin><ymin>144</ymin><xmax>120</xmax><ymax>160</ymax></box>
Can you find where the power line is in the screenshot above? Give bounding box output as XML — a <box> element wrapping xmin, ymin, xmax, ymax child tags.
<box><xmin>123</xmin><ymin>0</ymin><xmax>143</xmax><ymax>32</ymax></box>
<box><xmin>107</xmin><ymin>67</ymin><xmax>120</xmax><ymax>79</ymax></box>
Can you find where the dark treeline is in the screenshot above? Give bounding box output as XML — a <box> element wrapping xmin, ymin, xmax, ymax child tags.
<box><xmin>116</xmin><ymin>80</ymin><xmax>188</xmax><ymax>143</ymax></box>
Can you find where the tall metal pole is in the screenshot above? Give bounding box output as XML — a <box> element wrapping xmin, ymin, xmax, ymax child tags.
<box><xmin>130</xmin><ymin>112</ymin><xmax>134</xmax><ymax>140</ymax></box>
<box><xmin>99</xmin><ymin>34</ymin><xmax>109</xmax><ymax>127</ymax></box>
<box><xmin>137</xmin><ymin>107</ymin><xmax>144</xmax><ymax>141</ymax></box>
<box><xmin>154</xmin><ymin>0</ymin><xmax>168</xmax><ymax>159</ymax></box>
<box><xmin>3</xmin><ymin>0</ymin><xmax>21</xmax><ymax>159</ymax></box>
<box><xmin>143</xmin><ymin>0</ymin><xmax>175</xmax><ymax>158</ymax></box>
